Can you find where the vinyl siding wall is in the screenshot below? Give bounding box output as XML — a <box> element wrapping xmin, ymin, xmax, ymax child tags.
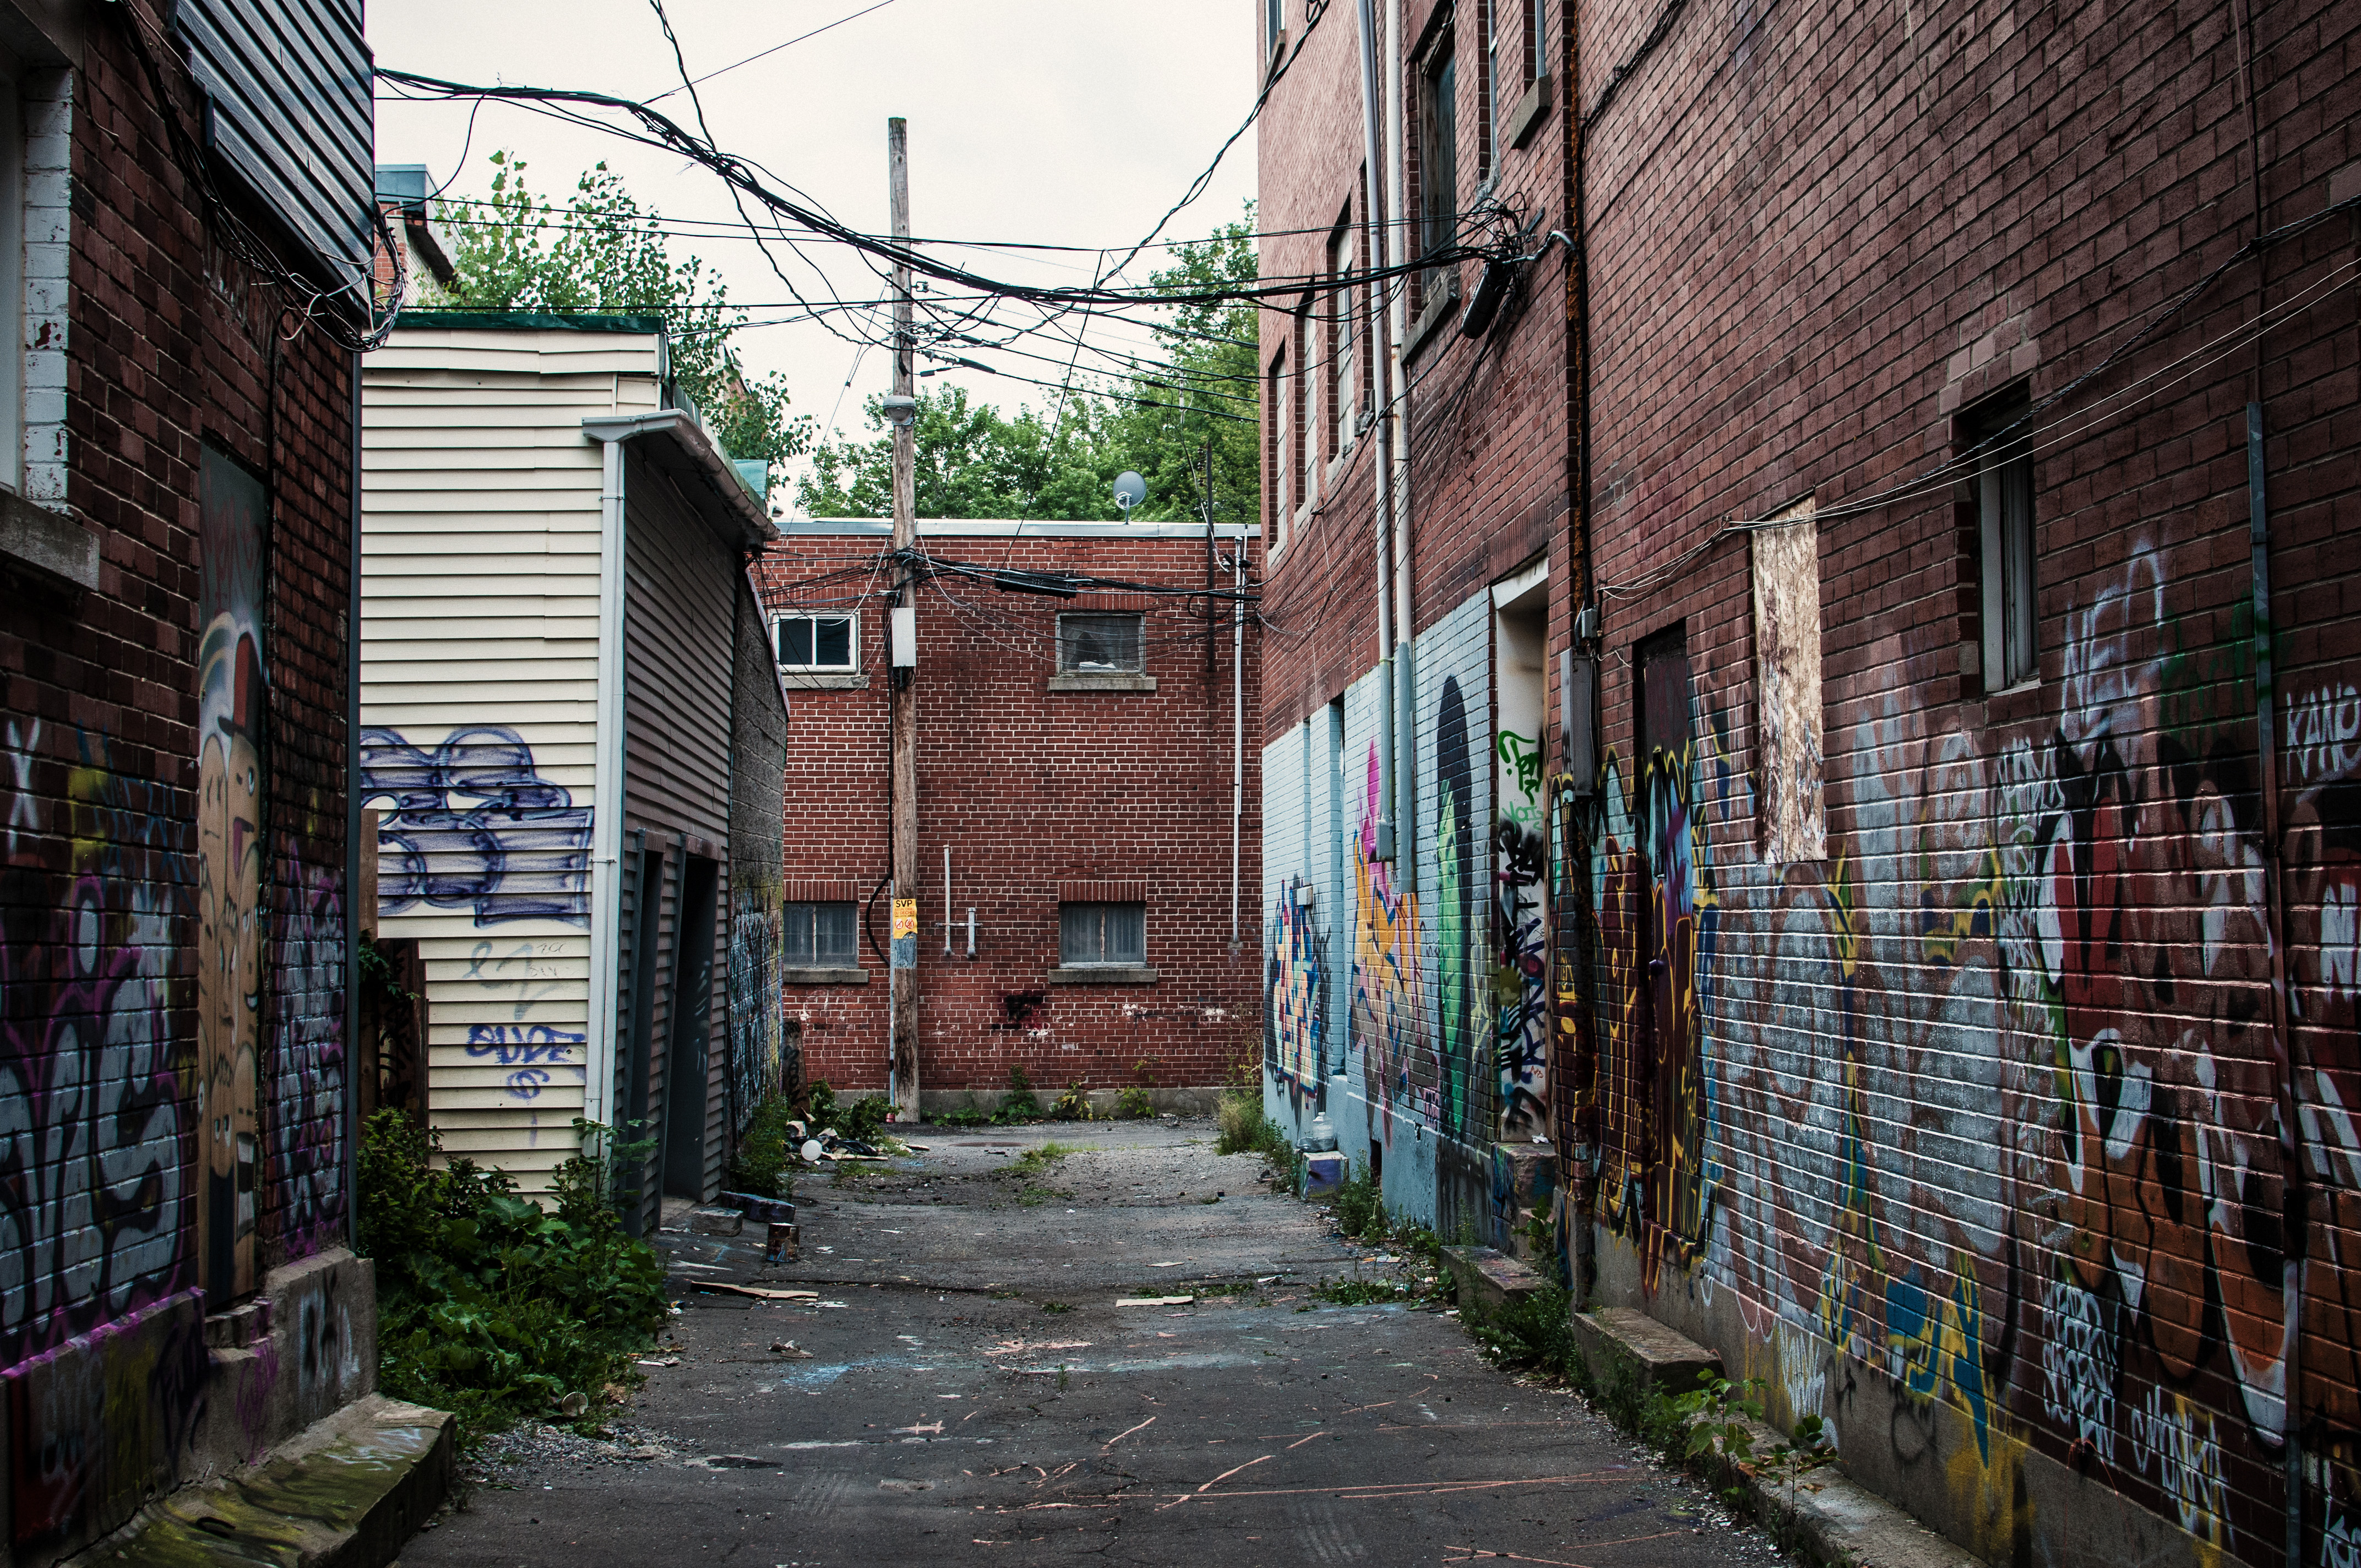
<box><xmin>359</xmin><ymin>326</ymin><xmax>662</xmax><ymax>1189</ymax></box>
<box><xmin>621</xmin><ymin>451</ymin><xmax>738</xmax><ymax>1205</ymax></box>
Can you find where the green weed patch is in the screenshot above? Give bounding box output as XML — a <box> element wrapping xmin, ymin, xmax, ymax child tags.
<box><xmin>360</xmin><ymin>1111</ymin><xmax>667</xmax><ymax>1449</ymax></box>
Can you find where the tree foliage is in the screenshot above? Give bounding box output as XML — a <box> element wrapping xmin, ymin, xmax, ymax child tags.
<box><xmin>795</xmin><ymin>205</ymin><xmax>1260</xmax><ymax>524</ymax></box>
<box><xmin>436</xmin><ymin>152</ymin><xmax>811</xmax><ymax>478</ymax></box>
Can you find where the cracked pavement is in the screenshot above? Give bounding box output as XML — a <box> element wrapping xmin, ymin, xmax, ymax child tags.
<box><xmin>402</xmin><ymin>1119</ymin><xmax>1787</xmax><ymax>1567</ymax></box>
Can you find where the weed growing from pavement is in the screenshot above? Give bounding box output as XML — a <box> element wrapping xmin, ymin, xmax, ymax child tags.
<box><xmin>1313</xmin><ymin>1277</ymin><xmax>1421</xmax><ymax>1306</ymax></box>
<box><xmin>727</xmin><ymin>1093</ymin><xmax>798</xmax><ymax>1199</ymax></box>
<box><xmin>1040</xmin><ymin>1301</ymin><xmax>1074</xmax><ymax>1314</ymax></box>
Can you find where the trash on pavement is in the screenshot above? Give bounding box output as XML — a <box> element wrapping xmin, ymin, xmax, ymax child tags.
<box><xmin>1116</xmin><ymin>1295</ymin><xmax>1195</xmax><ymax>1306</ymax></box>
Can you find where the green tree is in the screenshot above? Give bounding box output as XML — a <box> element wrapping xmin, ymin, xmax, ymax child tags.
<box><xmin>436</xmin><ymin>151</ymin><xmax>810</xmax><ymax>481</ymax></box>
<box><xmin>1101</xmin><ymin>205</ymin><xmax>1263</xmax><ymax>525</ymax></box>
<box><xmin>795</xmin><ymin>203</ymin><xmax>1261</xmax><ymax>525</ymax></box>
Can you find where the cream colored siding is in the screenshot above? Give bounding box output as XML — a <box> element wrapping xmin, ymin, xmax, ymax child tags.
<box><xmin>361</xmin><ymin>327</ymin><xmax>661</xmax><ymax>1188</ymax></box>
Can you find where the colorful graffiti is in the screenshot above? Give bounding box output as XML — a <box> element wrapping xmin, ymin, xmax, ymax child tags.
<box><xmin>1268</xmin><ymin>878</ymin><xmax>1326</xmax><ymax>1084</ymax></box>
<box><xmin>270</xmin><ymin>843</ymin><xmax>345</xmax><ymax>1264</ymax></box>
<box><xmin>197</xmin><ymin>448</ymin><xmax>265</xmax><ymax>1303</ymax></box>
<box><xmin>360</xmin><ymin>726</ymin><xmax>594</xmax><ymax>927</ymax></box>
<box><xmin>1576</xmin><ymin>536</ymin><xmax>2361</xmax><ymax>1561</ymax></box>
<box><xmin>1353</xmin><ymin>744</ymin><xmax>1436</xmax><ymax>1138</ymax></box>
<box><xmin>1436</xmin><ymin>676</ymin><xmax>1485</xmax><ymax>1143</ymax></box>
<box><xmin>1</xmin><ymin>723</ymin><xmax>193</xmax><ymax>1366</ymax></box>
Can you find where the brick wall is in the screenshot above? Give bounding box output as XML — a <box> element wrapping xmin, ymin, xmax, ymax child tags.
<box><xmin>2</xmin><ymin>0</ymin><xmax>355</xmax><ymax>1378</ymax></box>
<box><xmin>753</xmin><ymin>527</ymin><xmax>1263</xmax><ymax>1102</ymax></box>
<box><xmin>1573</xmin><ymin>0</ymin><xmax>2361</xmax><ymax>1559</ymax></box>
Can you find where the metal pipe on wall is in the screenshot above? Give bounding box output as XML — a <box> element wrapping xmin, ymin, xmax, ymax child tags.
<box><xmin>1231</xmin><ymin>537</ymin><xmax>1244</xmax><ymax>948</ymax></box>
<box><xmin>1357</xmin><ymin>0</ymin><xmax>1401</xmax><ymax>863</ymax></box>
<box><xmin>344</xmin><ymin>350</ymin><xmax>363</xmax><ymax>1247</ymax></box>
<box><xmin>584</xmin><ymin>433</ymin><xmax>631</xmax><ymax>1135</ymax></box>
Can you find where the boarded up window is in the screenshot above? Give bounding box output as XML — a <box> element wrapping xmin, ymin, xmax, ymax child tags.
<box><xmin>1751</xmin><ymin>502</ymin><xmax>1825</xmax><ymax>864</ymax></box>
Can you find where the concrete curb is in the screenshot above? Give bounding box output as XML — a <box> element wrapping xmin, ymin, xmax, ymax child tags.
<box><xmin>68</xmin><ymin>1394</ymin><xmax>453</xmax><ymax>1568</ymax></box>
<box><xmin>1573</xmin><ymin>1308</ymin><xmax>1979</xmax><ymax>1568</ymax></box>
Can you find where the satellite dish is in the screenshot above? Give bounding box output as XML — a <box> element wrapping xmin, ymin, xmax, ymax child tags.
<box><xmin>1112</xmin><ymin>471</ymin><xmax>1148</xmax><ymax>517</ymax></box>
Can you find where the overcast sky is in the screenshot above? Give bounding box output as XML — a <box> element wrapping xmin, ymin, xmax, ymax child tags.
<box><xmin>371</xmin><ymin>1</ymin><xmax>1262</xmax><ymax>478</ymax></box>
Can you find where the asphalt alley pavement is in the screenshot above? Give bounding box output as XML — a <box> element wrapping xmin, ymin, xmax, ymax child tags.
<box><xmin>400</xmin><ymin>1119</ymin><xmax>1787</xmax><ymax>1567</ymax></box>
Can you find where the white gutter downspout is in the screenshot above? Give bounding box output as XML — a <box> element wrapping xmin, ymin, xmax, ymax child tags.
<box><xmin>1387</xmin><ymin>0</ymin><xmax>1414</xmax><ymax>871</ymax></box>
<box><xmin>583</xmin><ymin>432</ymin><xmax>629</xmax><ymax>1137</ymax></box>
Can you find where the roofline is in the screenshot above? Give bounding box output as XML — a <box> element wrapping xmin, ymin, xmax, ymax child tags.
<box><xmin>778</xmin><ymin>519</ymin><xmax>1260</xmax><ymax>540</ymax></box>
<box><xmin>583</xmin><ymin>411</ymin><xmax>777</xmax><ymax>546</ymax></box>
<box><xmin>394</xmin><ymin>310</ymin><xmax>668</xmax><ymax>335</ymax></box>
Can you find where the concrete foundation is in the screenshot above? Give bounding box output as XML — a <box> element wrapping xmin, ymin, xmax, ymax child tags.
<box><xmin>2</xmin><ymin>1249</ymin><xmax>379</xmax><ymax>1566</ymax></box>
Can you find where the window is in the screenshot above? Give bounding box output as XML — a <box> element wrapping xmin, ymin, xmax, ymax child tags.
<box><xmin>1269</xmin><ymin>348</ymin><xmax>1291</xmax><ymax>551</ymax></box>
<box><xmin>1266</xmin><ymin>0</ymin><xmax>1283</xmax><ymax>53</ymax></box>
<box><xmin>1969</xmin><ymin>393</ymin><xmax>2037</xmax><ymax>689</ymax></box>
<box><xmin>1057</xmin><ymin>613</ymin><xmax>1144</xmax><ymax>674</ymax></box>
<box><xmin>1481</xmin><ymin>0</ymin><xmax>1498</xmax><ymax>181</ymax></box>
<box><xmin>784</xmin><ymin>902</ymin><xmax>859</xmax><ymax>966</ymax></box>
<box><xmin>1327</xmin><ymin>219</ymin><xmax>1357</xmax><ymax>455</ymax></box>
<box><xmin>1421</xmin><ymin>45</ymin><xmax>1459</xmax><ymax>296</ymax></box>
<box><xmin>1061</xmin><ymin>902</ymin><xmax>1145</xmax><ymax>967</ymax></box>
<box><xmin>1527</xmin><ymin>0</ymin><xmax>1547</xmax><ymax>89</ymax></box>
<box><xmin>1296</xmin><ymin>307</ymin><xmax>1317</xmax><ymax>506</ymax></box>
<box><xmin>775</xmin><ymin>612</ymin><xmax>857</xmax><ymax>671</ymax></box>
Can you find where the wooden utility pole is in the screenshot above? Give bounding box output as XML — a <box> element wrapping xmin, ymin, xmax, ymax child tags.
<box><xmin>888</xmin><ymin>117</ymin><xmax>921</xmax><ymax>1122</ymax></box>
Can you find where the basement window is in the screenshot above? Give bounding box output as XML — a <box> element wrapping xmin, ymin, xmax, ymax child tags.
<box><xmin>775</xmin><ymin>612</ymin><xmax>857</xmax><ymax>672</ymax></box>
<box><xmin>784</xmin><ymin>902</ymin><xmax>859</xmax><ymax>966</ymax></box>
<box><xmin>1057</xmin><ymin>613</ymin><xmax>1144</xmax><ymax>674</ymax></box>
<box><xmin>1060</xmin><ymin>902</ymin><xmax>1146</xmax><ymax>967</ymax></box>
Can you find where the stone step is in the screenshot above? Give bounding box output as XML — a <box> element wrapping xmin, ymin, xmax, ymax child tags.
<box><xmin>1568</xmin><ymin>1305</ymin><xmax>1723</xmax><ymax>1395</ymax></box>
<box><xmin>79</xmin><ymin>1394</ymin><xmax>453</xmax><ymax>1568</ymax></box>
<box><xmin>1440</xmin><ymin>1245</ymin><xmax>1547</xmax><ymax>1313</ymax></box>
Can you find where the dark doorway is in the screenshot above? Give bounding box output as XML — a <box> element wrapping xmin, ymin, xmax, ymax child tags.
<box><xmin>621</xmin><ymin>841</ymin><xmax>666</xmax><ymax>1233</ymax></box>
<box><xmin>663</xmin><ymin>855</ymin><xmax>721</xmax><ymax>1200</ymax></box>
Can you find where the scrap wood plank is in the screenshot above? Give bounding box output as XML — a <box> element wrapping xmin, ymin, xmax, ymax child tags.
<box><xmin>689</xmin><ymin>1281</ymin><xmax>820</xmax><ymax>1300</ymax></box>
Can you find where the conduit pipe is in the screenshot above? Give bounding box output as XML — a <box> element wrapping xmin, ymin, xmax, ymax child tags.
<box><xmin>1386</xmin><ymin>0</ymin><xmax>1415</xmax><ymax>876</ymax></box>
<box><xmin>1356</xmin><ymin>0</ymin><xmax>1402</xmax><ymax>861</ymax></box>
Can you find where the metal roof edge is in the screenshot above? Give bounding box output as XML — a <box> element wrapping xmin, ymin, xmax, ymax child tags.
<box><xmin>583</xmin><ymin>411</ymin><xmax>777</xmax><ymax>546</ymax></box>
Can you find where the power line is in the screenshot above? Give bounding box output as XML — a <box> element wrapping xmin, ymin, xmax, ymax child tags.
<box><xmin>645</xmin><ymin>0</ymin><xmax>899</xmax><ymax>103</ymax></box>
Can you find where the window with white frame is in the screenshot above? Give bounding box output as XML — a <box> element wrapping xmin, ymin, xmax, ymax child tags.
<box><xmin>783</xmin><ymin>902</ymin><xmax>859</xmax><ymax>966</ymax></box>
<box><xmin>1326</xmin><ymin>219</ymin><xmax>1356</xmax><ymax>456</ymax></box>
<box><xmin>1266</xmin><ymin>0</ymin><xmax>1284</xmax><ymax>53</ymax></box>
<box><xmin>1060</xmin><ymin>901</ymin><xmax>1145</xmax><ymax>967</ymax></box>
<box><xmin>1296</xmin><ymin>306</ymin><xmax>1316</xmax><ymax>507</ymax></box>
<box><xmin>1057</xmin><ymin>613</ymin><xmax>1143</xmax><ymax>674</ymax></box>
<box><xmin>774</xmin><ymin>611</ymin><xmax>857</xmax><ymax>672</ymax></box>
<box><xmin>1269</xmin><ymin>347</ymin><xmax>1291</xmax><ymax>553</ymax></box>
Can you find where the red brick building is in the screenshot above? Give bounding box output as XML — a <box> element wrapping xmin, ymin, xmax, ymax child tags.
<box><xmin>753</xmin><ymin>518</ymin><xmax>1261</xmax><ymax>1114</ymax></box>
<box><xmin>1256</xmin><ymin>0</ymin><xmax>2359</xmax><ymax>1562</ymax></box>
<box><xmin>1</xmin><ymin>1</ymin><xmax>393</xmax><ymax>1559</ymax></box>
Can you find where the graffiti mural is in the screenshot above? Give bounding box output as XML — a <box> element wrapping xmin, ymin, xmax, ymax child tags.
<box><xmin>1</xmin><ymin>723</ymin><xmax>193</xmax><ymax>1367</ymax></box>
<box><xmin>197</xmin><ymin>447</ymin><xmax>265</xmax><ymax>1303</ymax></box>
<box><xmin>1578</xmin><ymin>536</ymin><xmax>2361</xmax><ymax>1561</ymax></box>
<box><xmin>459</xmin><ymin>939</ymin><xmax>590</xmax><ymax>1103</ymax></box>
<box><xmin>1437</xmin><ymin>677</ymin><xmax>1485</xmax><ymax>1142</ymax></box>
<box><xmin>268</xmin><ymin>845</ymin><xmax>345</xmax><ymax>1263</ymax></box>
<box><xmin>1353</xmin><ymin>744</ymin><xmax>1437</xmax><ymax>1139</ymax></box>
<box><xmin>360</xmin><ymin>726</ymin><xmax>594</xmax><ymax>927</ymax></box>
<box><xmin>1268</xmin><ymin>879</ymin><xmax>1326</xmax><ymax>1085</ymax></box>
